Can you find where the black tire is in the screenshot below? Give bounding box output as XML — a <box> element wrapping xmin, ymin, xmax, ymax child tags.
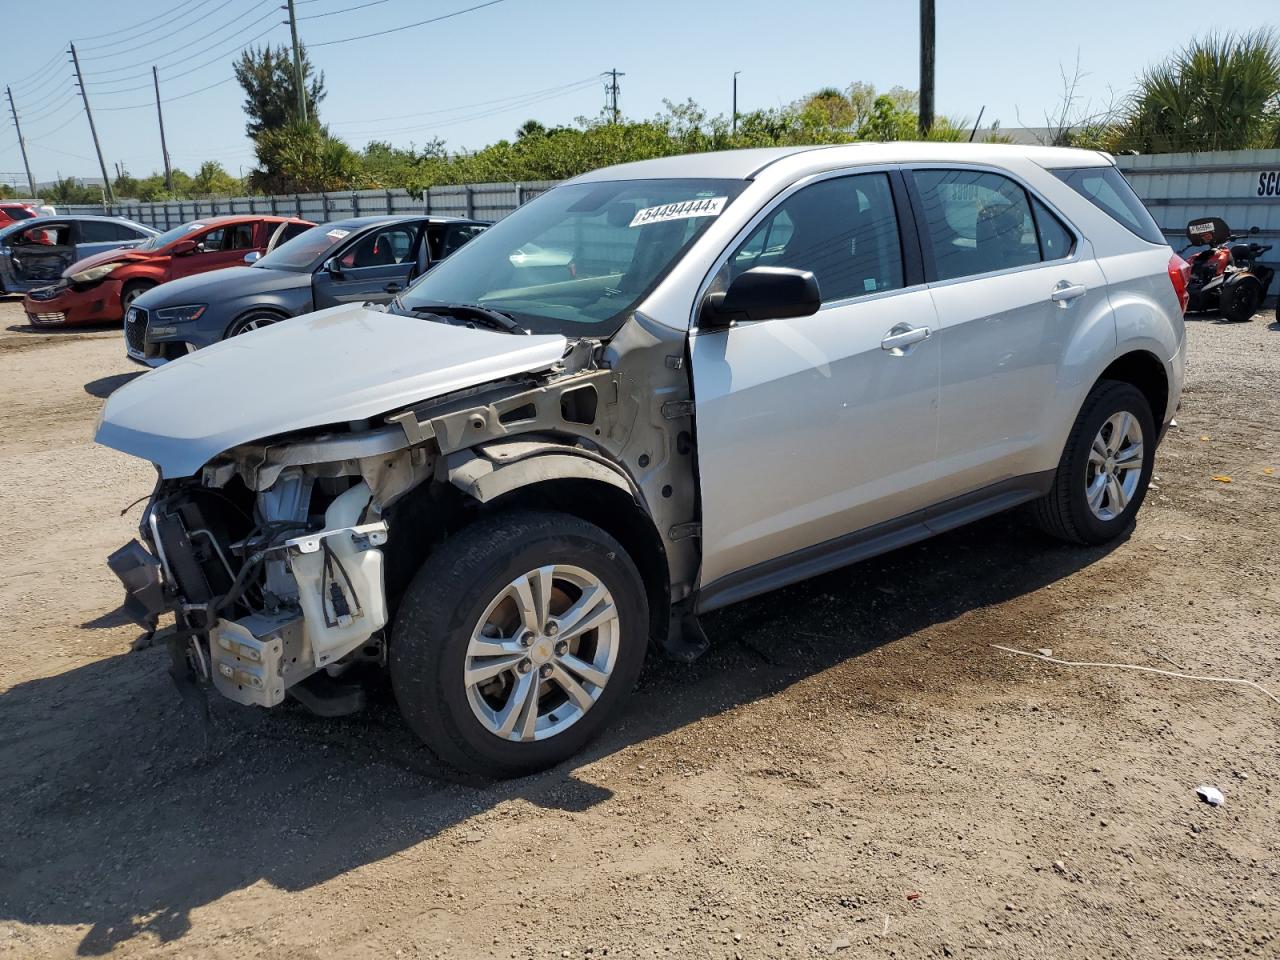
<box><xmin>1031</xmin><ymin>380</ymin><xmax>1156</xmax><ymax>545</ymax></box>
<box><xmin>120</xmin><ymin>281</ymin><xmax>154</xmax><ymax>311</ymax></box>
<box><xmin>1219</xmin><ymin>275</ymin><xmax>1261</xmax><ymax>323</ymax></box>
<box><xmin>390</xmin><ymin>510</ymin><xmax>648</xmax><ymax>778</ymax></box>
<box><xmin>227</xmin><ymin>310</ymin><xmax>285</xmax><ymax>337</ymax></box>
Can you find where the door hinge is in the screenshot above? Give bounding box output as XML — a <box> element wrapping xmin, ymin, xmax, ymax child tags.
<box><xmin>668</xmin><ymin>522</ymin><xmax>701</xmax><ymax>541</ymax></box>
<box><xmin>661</xmin><ymin>400</ymin><xmax>695</xmax><ymax>420</ymax></box>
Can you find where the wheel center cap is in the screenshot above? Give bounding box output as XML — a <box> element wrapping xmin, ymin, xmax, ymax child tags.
<box><xmin>530</xmin><ymin>641</ymin><xmax>554</xmax><ymax>666</ymax></box>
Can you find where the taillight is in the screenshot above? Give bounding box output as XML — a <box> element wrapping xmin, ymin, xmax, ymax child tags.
<box><xmin>1168</xmin><ymin>253</ymin><xmax>1190</xmax><ymax>313</ymax></box>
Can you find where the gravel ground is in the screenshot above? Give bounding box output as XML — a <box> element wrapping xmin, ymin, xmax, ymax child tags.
<box><xmin>0</xmin><ymin>296</ymin><xmax>1277</xmax><ymax>960</ymax></box>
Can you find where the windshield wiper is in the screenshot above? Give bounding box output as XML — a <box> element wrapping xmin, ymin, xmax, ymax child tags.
<box><xmin>392</xmin><ymin>301</ymin><xmax>528</xmax><ymax>335</ymax></box>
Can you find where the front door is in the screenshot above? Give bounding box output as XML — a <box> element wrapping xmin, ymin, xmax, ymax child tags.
<box><xmin>690</xmin><ymin>171</ymin><xmax>940</xmax><ymax>590</ymax></box>
<box><xmin>170</xmin><ymin>221</ymin><xmax>260</xmax><ymax>280</ymax></box>
<box><xmin>908</xmin><ymin>167</ymin><xmax>1110</xmax><ymax>496</ymax></box>
<box><xmin>311</xmin><ymin>222</ymin><xmax>422</xmax><ymax>308</ymax></box>
<box><xmin>11</xmin><ymin>222</ymin><xmax>75</xmax><ymax>284</ymax></box>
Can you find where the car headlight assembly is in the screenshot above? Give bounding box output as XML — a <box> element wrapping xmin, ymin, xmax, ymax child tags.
<box><xmin>154</xmin><ymin>304</ymin><xmax>207</xmax><ymax>323</ymax></box>
<box><xmin>69</xmin><ymin>261</ymin><xmax>123</xmax><ymax>285</ymax></box>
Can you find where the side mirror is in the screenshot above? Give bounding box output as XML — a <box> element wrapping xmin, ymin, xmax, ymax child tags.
<box><xmin>171</xmin><ymin>239</ymin><xmax>197</xmax><ymax>256</ymax></box>
<box><xmin>700</xmin><ymin>266</ymin><xmax>821</xmax><ymax>328</ymax></box>
<box><xmin>323</xmin><ymin>256</ymin><xmax>343</xmax><ymax>278</ymax></box>
<box><xmin>243</xmin><ymin>250</ymin><xmax>261</xmax><ymax>264</ymax></box>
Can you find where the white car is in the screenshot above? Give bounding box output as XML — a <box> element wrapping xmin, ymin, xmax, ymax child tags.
<box><xmin>98</xmin><ymin>143</ymin><xmax>1186</xmax><ymax>776</ymax></box>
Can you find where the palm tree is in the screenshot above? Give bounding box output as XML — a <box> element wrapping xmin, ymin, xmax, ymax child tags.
<box><xmin>1117</xmin><ymin>29</ymin><xmax>1280</xmax><ymax>152</ymax></box>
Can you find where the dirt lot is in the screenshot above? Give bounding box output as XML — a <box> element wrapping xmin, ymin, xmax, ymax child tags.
<box><xmin>0</xmin><ymin>296</ymin><xmax>1276</xmax><ymax>960</ymax></box>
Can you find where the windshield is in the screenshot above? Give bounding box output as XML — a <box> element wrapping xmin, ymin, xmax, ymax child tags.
<box><xmin>399</xmin><ymin>178</ymin><xmax>748</xmax><ymax>335</ymax></box>
<box><xmin>254</xmin><ymin>222</ymin><xmax>359</xmax><ymax>272</ymax></box>
<box><xmin>139</xmin><ymin>220</ymin><xmax>207</xmax><ymax>251</ymax></box>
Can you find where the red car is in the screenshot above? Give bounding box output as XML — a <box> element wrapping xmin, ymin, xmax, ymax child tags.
<box><xmin>22</xmin><ymin>214</ymin><xmax>314</xmax><ymax>327</ymax></box>
<box><xmin>0</xmin><ymin>202</ymin><xmax>40</xmax><ymax>227</ymax></box>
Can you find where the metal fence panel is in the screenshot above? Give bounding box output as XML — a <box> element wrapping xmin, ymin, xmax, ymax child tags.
<box><xmin>59</xmin><ymin>180</ymin><xmax>564</xmax><ymax>229</ymax></box>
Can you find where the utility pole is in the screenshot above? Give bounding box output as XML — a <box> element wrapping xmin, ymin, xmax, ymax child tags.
<box><xmin>918</xmin><ymin>0</ymin><xmax>935</xmax><ymax>137</ymax></box>
<box><xmin>4</xmin><ymin>86</ymin><xmax>36</xmax><ymax>196</ymax></box>
<box><xmin>284</xmin><ymin>0</ymin><xmax>308</xmax><ymax>123</ymax></box>
<box><xmin>604</xmin><ymin>68</ymin><xmax>624</xmax><ymax>123</ymax></box>
<box><xmin>69</xmin><ymin>42</ymin><xmax>114</xmax><ymax>203</ymax></box>
<box><xmin>153</xmin><ymin>66</ymin><xmax>174</xmax><ymax>193</ymax></box>
<box><xmin>732</xmin><ymin>71</ymin><xmax>740</xmax><ymax>136</ymax></box>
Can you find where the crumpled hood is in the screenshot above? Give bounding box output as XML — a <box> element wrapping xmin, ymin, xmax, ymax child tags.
<box><xmin>63</xmin><ymin>247</ymin><xmax>151</xmax><ymax>277</ymax></box>
<box><xmin>96</xmin><ymin>302</ymin><xmax>568</xmax><ymax>478</ymax></box>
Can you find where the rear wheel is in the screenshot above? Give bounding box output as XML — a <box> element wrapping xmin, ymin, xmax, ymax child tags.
<box><xmin>390</xmin><ymin>510</ymin><xmax>648</xmax><ymax>777</ymax></box>
<box><xmin>1032</xmin><ymin>380</ymin><xmax>1156</xmax><ymax>545</ymax></box>
<box><xmin>1220</xmin><ymin>275</ymin><xmax>1261</xmax><ymax>323</ymax></box>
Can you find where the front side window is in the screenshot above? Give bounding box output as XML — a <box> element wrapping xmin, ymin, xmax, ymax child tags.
<box><xmin>400</xmin><ymin>177</ymin><xmax>749</xmax><ymax>336</ymax></box>
<box><xmin>338</xmin><ymin>224</ymin><xmax>419</xmax><ymax>269</ymax></box>
<box><xmin>196</xmin><ymin>227</ymin><xmax>225</xmax><ymax>252</ymax></box>
<box><xmin>913</xmin><ymin>169</ymin><xmax>1047</xmax><ymax>281</ymax></box>
<box><xmin>723</xmin><ymin>172</ymin><xmax>905</xmax><ymax>302</ymax></box>
<box><xmin>225</xmin><ymin>222</ymin><xmax>255</xmax><ymax>250</ymax></box>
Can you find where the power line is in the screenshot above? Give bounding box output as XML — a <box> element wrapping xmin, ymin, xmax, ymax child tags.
<box><xmin>310</xmin><ymin>0</ymin><xmax>511</xmax><ymax>47</ymax></box>
<box><xmin>90</xmin><ymin>22</ymin><xmax>287</xmax><ymax>110</ymax></box>
<box><xmin>82</xmin><ymin>1</ymin><xmax>270</xmax><ymax>68</ymax></box>
<box><xmin>8</xmin><ymin>48</ymin><xmax>68</xmax><ymax>92</ymax></box>
<box><xmin>299</xmin><ymin>0</ymin><xmax>393</xmax><ymax>19</ymax></box>
<box><xmin>328</xmin><ymin>75</ymin><xmax>601</xmax><ymax>128</ymax></box>
<box><xmin>75</xmin><ymin>0</ymin><xmax>217</xmax><ymax>52</ymax></box>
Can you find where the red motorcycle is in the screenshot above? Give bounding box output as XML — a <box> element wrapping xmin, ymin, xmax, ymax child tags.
<box><xmin>1180</xmin><ymin>217</ymin><xmax>1274</xmax><ymax>323</ymax></box>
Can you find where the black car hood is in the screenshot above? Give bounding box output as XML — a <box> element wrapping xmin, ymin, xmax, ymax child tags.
<box><xmin>132</xmin><ymin>265</ymin><xmax>308</xmax><ymax>309</ymax></box>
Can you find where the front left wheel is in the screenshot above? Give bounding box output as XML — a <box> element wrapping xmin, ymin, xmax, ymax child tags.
<box><xmin>390</xmin><ymin>510</ymin><xmax>649</xmax><ymax>778</ymax></box>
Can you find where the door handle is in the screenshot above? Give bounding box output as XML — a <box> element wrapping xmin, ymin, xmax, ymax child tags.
<box><xmin>1050</xmin><ymin>281</ymin><xmax>1087</xmax><ymax>305</ymax></box>
<box><xmin>384</xmin><ymin>281</ymin><xmax>403</xmax><ymax>294</ymax></box>
<box><xmin>880</xmin><ymin>324</ymin><xmax>931</xmax><ymax>353</ymax></box>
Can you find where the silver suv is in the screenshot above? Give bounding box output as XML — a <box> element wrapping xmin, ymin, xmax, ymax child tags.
<box><xmin>98</xmin><ymin>144</ymin><xmax>1186</xmax><ymax>776</ymax></box>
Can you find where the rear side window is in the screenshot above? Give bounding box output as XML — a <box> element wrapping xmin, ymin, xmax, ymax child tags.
<box><xmin>79</xmin><ymin>221</ymin><xmax>118</xmax><ymax>243</ymax></box>
<box><xmin>913</xmin><ymin>169</ymin><xmax>1043</xmax><ymax>280</ymax></box>
<box><xmin>1052</xmin><ymin>166</ymin><xmax>1165</xmax><ymax>245</ymax></box>
<box><xmin>727</xmin><ymin>172</ymin><xmax>905</xmax><ymax>302</ymax></box>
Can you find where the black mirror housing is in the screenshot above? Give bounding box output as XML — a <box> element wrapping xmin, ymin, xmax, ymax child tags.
<box><xmin>701</xmin><ymin>266</ymin><xmax>821</xmax><ymax>327</ymax></box>
<box><xmin>323</xmin><ymin>257</ymin><xmax>343</xmax><ymax>278</ymax></box>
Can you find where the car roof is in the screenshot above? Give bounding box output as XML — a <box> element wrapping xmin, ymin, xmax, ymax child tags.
<box><xmin>317</xmin><ymin>214</ymin><xmax>482</xmax><ymax>229</ymax></box>
<box><xmin>570</xmin><ymin>142</ymin><xmax>1113</xmax><ymax>183</ymax></box>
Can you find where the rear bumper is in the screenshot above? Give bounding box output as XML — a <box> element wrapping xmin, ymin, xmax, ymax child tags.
<box><xmin>23</xmin><ymin>277</ymin><xmax>125</xmax><ymax>325</ymax></box>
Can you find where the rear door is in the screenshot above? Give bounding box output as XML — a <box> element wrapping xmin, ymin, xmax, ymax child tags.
<box><xmin>311</xmin><ymin>221</ymin><xmax>423</xmax><ymax>308</ymax></box>
<box><xmin>690</xmin><ymin>169</ymin><xmax>940</xmax><ymax>590</ymax></box>
<box><xmin>75</xmin><ymin>219</ymin><xmax>132</xmax><ymax>260</ymax></box>
<box><xmin>908</xmin><ymin>166</ymin><xmax>1109</xmax><ymax>498</ymax></box>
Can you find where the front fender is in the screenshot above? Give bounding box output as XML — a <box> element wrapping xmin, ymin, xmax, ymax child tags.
<box><xmin>446</xmin><ymin>440</ymin><xmax>641</xmax><ymax>505</ymax></box>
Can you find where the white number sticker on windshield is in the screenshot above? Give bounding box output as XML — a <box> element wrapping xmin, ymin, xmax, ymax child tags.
<box><xmin>326</xmin><ymin>228</ymin><xmax>350</xmax><ymax>240</ymax></box>
<box><xmin>630</xmin><ymin>196</ymin><xmax>727</xmax><ymax>228</ymax></box>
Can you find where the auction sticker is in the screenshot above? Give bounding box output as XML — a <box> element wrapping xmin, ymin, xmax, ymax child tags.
<box><xmin>326</xmin><ymin>228</ymin><xmax>351</xmax><ymax>240</ymax></box>
<box><xmin>630</xmin><ymin>196</ymin><xmax>727</xmax><ymax>227</ymax></box>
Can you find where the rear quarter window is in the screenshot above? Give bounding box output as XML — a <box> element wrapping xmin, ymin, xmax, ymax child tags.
<box><xmin>1053</xmin><ymin>166</ymin><xmax>1166</xmax><ymax>245</ymax></box>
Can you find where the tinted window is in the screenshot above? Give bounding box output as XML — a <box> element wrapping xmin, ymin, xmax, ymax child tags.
<box><xmin>337</xmin><ymin>224</ymin><xmax>418</xmax><ymax>268</ymax></box>
<box><xmin>914</xmin><ymin>169</ymin><xmax>1043</xmax><ymax>280</ymax></box>
<box><xmin>727</xmin><ymin>173</ymin><xmax>904</xmax><ymax>302</ymax></box>
<box><xmin>278</xmin><ymin>221</ymin><xmax>311</xmax><ymax>244</ymax></box>
<box><xmin>224</xmin><ymin>222</ymin><xmax>255</xmax><ymax>250</ymax></box>
<box><xmin>1</xmin><ymin>206</ymin><xmax>35</xmax><ymax>220</ymax></box>
<box><xmin>1032</xmin><ymin>197</ymin><xmax>1074</xmax><ymax>261</ymax></box>
<box><xmin>79</xmin><ymin>220</ymin><xmax>118</xmax><ymax>243</ymax></box>
<box><xmin>441</xmin><ymin>223</ymin><xmax>487</xmax><ymax>258</ymax></box>
<box><xmin>253</xmin><ymin>223</ymin><xmax>355</xmax><ymax>272</ymax></box>
<box><xmin>1053</xmin><ymin>166</ymin><xmax>1165</xmax><ymax>245</ymax></box>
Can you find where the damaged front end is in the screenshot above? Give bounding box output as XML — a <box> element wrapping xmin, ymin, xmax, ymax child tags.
<box><xmin>102</xmin><ymin>305</ymin><xmax>701</xmax><ymax>716</ymax></box>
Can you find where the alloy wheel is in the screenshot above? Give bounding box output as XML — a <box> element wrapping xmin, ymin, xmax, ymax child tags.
<box><xmin>464</xmin><ymin>564</ymin><xmax>619</xmax><ymax>742</ymax></box>
<box><xmin>1085</xmin><ymin>411</ymin><xmax>1144</xmax><ymax>521</ymax></box>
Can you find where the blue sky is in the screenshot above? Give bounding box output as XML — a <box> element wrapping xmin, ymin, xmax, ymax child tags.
<box><xmin>1</xmin><ymin>0</ymin><xmax>1273</xmax><ymax>187</ymax></box>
